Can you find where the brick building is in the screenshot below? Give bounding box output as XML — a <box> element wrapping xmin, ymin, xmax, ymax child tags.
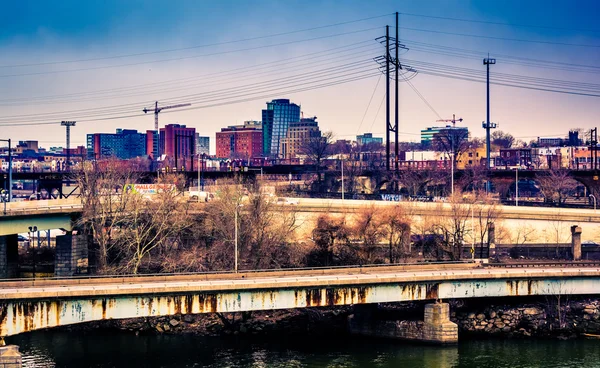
<box><xmin>216</xmin><ymin>126</ymin><xmax>263</xmax><ymax>160</ymax></box>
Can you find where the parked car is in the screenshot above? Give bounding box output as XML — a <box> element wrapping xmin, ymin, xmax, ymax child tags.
<box><xmin>276</xmin><ymin>197</ymin><xmax>299</xmax><ymax>205</ymax></box>
<box><xmin>188</xmin><ymin>190</ymin><xmax>214</xmax><ymax>202</ymax></box>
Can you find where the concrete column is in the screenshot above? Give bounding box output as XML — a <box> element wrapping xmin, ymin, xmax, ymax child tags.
<box><xmin>422</xmin><ymin>303</ymin><xmax>458</xmax><ymax>344</ymax></box>
<box><xmin>0</xmin><ymin>345</ymin><xmax>22</xmax><ymax>367</ymax></box>
<box><xmin>571</xmin><ymin>225</ymin><xmax>582</xmax><ymax>261</ymax></box>
<box><xmin>0</xmin><ymin>235</ymin><xmax>19</xmax><ymax>279</ymax></box>
<box><xmin>347</xmin><ymin>302</ymin><xmax>458</xmax><ymax>344</ymax></box>
<box><xmin>55</xmin><ymin>233</ymin><xmax>88</xmax><ymax>276</ymax></box>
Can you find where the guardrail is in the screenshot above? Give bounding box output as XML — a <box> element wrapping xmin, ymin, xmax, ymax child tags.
<box><xmin>484</xmin><ymin>261</ymin><xmax>600</xmax><ymax>268</ymax></box>
<box><xmin>0</xmin><ymin>261</ymin><xmax>478</xmax><ymax>286</ymax></box>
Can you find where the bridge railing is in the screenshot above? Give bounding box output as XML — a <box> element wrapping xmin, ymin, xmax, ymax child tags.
<box><xmin>0</xmin><ymin>260</ymin><xmax>477</xmax><ymax>285</ymax></box>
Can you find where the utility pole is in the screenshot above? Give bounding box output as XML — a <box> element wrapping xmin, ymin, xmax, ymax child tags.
<box><xmin>483</xmin><ymin>56</ymin><xmax>496</xmax><ymax>171</ymax></box>
<box><xmin>483</xmin><ymin>56</ymin><xmax>496</xmax><ymax>193</ymax></box>
<box><xmin>385</xmin><ymin>25</ymin><xmax>390</xmax><ymax>171</ymax></box>
<box><xmin>61</xmin><ymin>121</ymin><xmax>76</xmax><ymax>172</ymax></box>
<box><xmin>394</xmin><ymin>12</ymin><xmax>399</xmax><ymax>171</ymax></box>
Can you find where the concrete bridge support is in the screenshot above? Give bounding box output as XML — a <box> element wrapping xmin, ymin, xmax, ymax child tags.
<box><xmin>572</xmin><ymin>225</ymin><xmax>582</xmax><ymax>261</ymax></box>
<box><xmin>0</xmin><ymin>345</ymin><xmax>21</xmax><ymax>367</ymax></box>
<box><xmin>54</xmin><ymin>233</ymin><xmax>88</xmax><ymax>277</ymax></box>
<box><xmin>347</xmin><ymin>302</ymin><xmax>458</xmax><ymax>344</ymax></box>
<box><xmin>0</xmin><ymin>236</ymin><xmax>18</xmax><ymax>279</ymax></box>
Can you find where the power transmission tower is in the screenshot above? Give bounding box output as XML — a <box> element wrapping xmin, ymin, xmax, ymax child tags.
<box><xmin>375</xmin><ymin>15</ymin><xmax>407</xmax><ymax>171</ymax></box>
<box><xmin>143</xmin><ymin>101</ymin><xmax>192</xmax><ymax>131</ymax></box>
<box><xmin>61</xmin><ymin>121</ymin><xmax>76</xmax><ymax>172</ymax></box>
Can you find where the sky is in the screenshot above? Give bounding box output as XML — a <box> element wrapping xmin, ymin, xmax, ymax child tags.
<box><xmin>1</xmin><ymin>0</ymin><xmax>599</xmax><ymax>153</ymax></box>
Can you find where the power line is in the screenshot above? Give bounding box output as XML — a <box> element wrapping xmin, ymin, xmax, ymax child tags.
<box><xmin>0</xmin><ymin>13</ymin><xmax>392</xmax><ymax>69</ymax></box>
<box><xmin>0</xmin><ymin>58</ymin><xmax>379</xmax><ymax>122</ymax></box>
<box><xmin>0</xmin><ymin>27</ymin><xmax>383</xmax><ymax>78</ymax></box>
<box><xmin>368</xmin><ymin>93</ymin><xmax>386</xmax><ymax>132</ymax></box>
<box><xmin>401</xmin><ymin>73</ymin><xmax>443</xmax><ymax>120</ymax></box>
<box><xmin>356</xmin><ymin>74</ymin><xmax>382</xmax><ymax>134</ymax></box>
<box><xmin>0</xmin><ymin>42</ymin><xmax>381</xmax><ymax>106</ymax></box>
<box><xmin>0</xmin><ymin>68</ymin><xmax>381</xmax><ymax>126</ymax></box>
<box><xmin>396</xmin><ymin>26</ymin><xmax>600</xmax><ymax>48</ymax></box>
<box><xmin>398</xmin><ymin>11</ymin><xmax>600</xmax><ymax>33</ymax></box>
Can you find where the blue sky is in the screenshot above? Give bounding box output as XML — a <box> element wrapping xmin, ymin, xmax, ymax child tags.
<box><xmin>1</xmin><ymin>0</ymin><xmax>599</xmax><ymax>151</ymax></box>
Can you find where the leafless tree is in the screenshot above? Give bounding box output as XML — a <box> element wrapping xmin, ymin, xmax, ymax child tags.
<box><xmin>76</xmin><ymin>159</ymin><xmax>141</xmax><ymax>272</ymax></box>
<box><xmin>433</xmin><ymin>127</ymin><xmax>470</xmax><ymax>166</ymax></box>
<box><xmin>300</xmin><ymin>131</ymin><xmax>333</xmax><ymax>191</ymax></box>
<box><xmin>491</xmin><ymin>130</ymin><xmax>515</xmax><ymax>149</ymax></box>
<box><xmin>537</xmin><ymin>169</ymin><xmax>578</xmax><ymax>205</ymax></box>
<box><xmin>380</xmin><ymin>205</ymin><xmax>412</xmax><ymax>263</ymax></box>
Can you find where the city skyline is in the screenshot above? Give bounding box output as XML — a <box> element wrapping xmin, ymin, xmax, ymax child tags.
<box><xmin>1</xmin><ymin>0</ymin><xmax>599</xmax><ymax>152</ymax></box>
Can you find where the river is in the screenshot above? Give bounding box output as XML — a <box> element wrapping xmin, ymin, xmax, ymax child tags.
<box><xmin>7</xmin><ymin>330</ymin><xmax>600</xmax><ymax>368</ymax></box>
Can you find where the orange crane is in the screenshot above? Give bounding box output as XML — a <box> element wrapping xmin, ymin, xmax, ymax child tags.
<box><xmin>436</xmin><ymin>114</ymin><xmax>463</xmax><ymax>127</ymax></box>
<box><xmin>143</xmin><ymin>101</ymin><xmax>191</xmax><ymax>130</ymax></box>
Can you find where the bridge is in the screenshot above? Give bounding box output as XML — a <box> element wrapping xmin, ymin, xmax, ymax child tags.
<box><xmin>1</xmin><ymin>262</ymin><xmax>599</xmax><ymax>338</ymax></box>
<box><xmin>1</xmin><ymin>197</ymin><xmax>599</xmax><ymax>278</ymax></box>
<box><xmin>4</xmin><ymin>167</ymin><xmax>600</xmax><ymax>200</ymax></box>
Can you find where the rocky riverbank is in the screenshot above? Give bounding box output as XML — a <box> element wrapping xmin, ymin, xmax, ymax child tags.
<box><xmin>70</xmin><ymin>307</ymin><xmax>353</xmax><ymax>337</ymax></box>
<box><xmin>63</xmin><ymin>297</ymin><xmax>600</xmax><ymax>340</ymax></box>
<box><xmin>451</xmin><ymin>298</ymin><xmax>600</xmax><ymax>338</ymax></box>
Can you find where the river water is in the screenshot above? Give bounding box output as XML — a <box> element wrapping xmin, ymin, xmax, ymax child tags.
<box><xmin>7</xmin><ymin>330</ymin><xmax>600</xmax><ymax>368</ymax></box>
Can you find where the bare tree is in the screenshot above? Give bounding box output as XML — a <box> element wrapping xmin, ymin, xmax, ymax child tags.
<box><xmin>352</xmin><ymin>206</ymin><xmax>386</xmax><ymax>264</ymax></box>
<box><xmin>472</xmin><ymin>195</ymin><xmax>502</xmax><ymax>257</ymax></box>
<box><xmin>433</xmin><ymin>127</ymin><xmax>470</xmax><ymax>166</ymax></box>
<box><xmin>76</xmin><ymin>159</ymin><xmax>141</xmax><ymax>272</ymax></box>
<box><xmin>491</xmin><ymin>130</ymin><xmax>515</xmax><ymax>149</ymax></box>
<box><xmin>537</xmin><ymin>169</ymin><xmax>578</xmax><ymax>205</ymax></box>
<box><xmin>299</xmin><ymin>131</ymin><xmax>333</xmax><ymax>191</ymax></box>
<box><xmin>118</xmin><ymin>189</ymin><xmax>191</xmax><ymax>274</ymax></box>
<box><xmin>431</xmin><ymin>194</ymin><xmax>473</xmax><ymax>260</ymax></box>
<box><xmin>380</xmin><ymin>205</ymin><xmax>412</xmax><ymax>263</ymax></box>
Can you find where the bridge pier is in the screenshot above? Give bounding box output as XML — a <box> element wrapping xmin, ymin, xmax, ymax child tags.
<box><xmin>348</xmin><ymin>302</ymin><xmax>458</xmax><ymax>344</ymax></box>
<box><xmin>0</xmin><ymin>345</ymin><xmax>22</xmax><ymax>367</ymax></box>
<box><xmin>571</xmin><ymin>225</ymin><xmax>582</xmax><ymax>261</ymax></box>
<box><xmin>55</xmin><ymin>233</ymin><xmax>88</xmax><ymax>277</ymax></box>
<box><xmin>0</xmin><ymin>235</ymin><xmax>18</xmax><ymax>279</ymax></box>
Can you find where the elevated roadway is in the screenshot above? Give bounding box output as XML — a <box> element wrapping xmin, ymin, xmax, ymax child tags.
<box><xmin>1</xmin><ymin>262</ymin><xmax>599</xmax><ymax>337</ymax></box>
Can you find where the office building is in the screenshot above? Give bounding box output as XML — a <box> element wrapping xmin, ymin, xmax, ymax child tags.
<box><xmin>280</xmin><ymin>117</ymin><xmax>321</xmax><ymax>159</ymax></box>
<box><xmin>159</xmin><ymin>124</ymin><xmax>196</xmax><ymax>170</ymax></box>
<box><xmin>261</xmin><ymin>99</ymin><xmax>301</xmax><ymax>157</ymax></box>
<box><xmin>146</xmin><ymin>130</ymin><xmax>159</xmax><ymax>159</ymax></box>
<box><xmin>196</xmin><ymin>135</ymin><xmax>210</xmax><ymax>156</ymax></box>
<box><xmin>87</xmin><ymin>129</ymin><xmax>147</xmax><ymax>160</ymax></box>
<box><xmin>420</xmin><ymin>125</ymin><xmax>469</xmax><ymax>149</ymax></box>
<box><xmin>356</xmin><ymin>133</ymin><xmax>383</xmax><ymax>146</ymax></box>
<box><xmin>216</xmin><ymin>126</ymin><xmax>263</xmax><ymax>160</ymax></box>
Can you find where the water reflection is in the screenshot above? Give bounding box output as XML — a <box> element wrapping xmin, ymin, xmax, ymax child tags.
<box><xmin>8</xmin><ymin>330</ymin><xmax>600</xmax><ymax>368</ymax></box>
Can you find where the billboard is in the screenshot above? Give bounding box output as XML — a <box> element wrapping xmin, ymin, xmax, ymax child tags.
<box><xmin>124</xmin><ymin>184</ymin><xmax>176</xmax><ymax>195</ymax></box>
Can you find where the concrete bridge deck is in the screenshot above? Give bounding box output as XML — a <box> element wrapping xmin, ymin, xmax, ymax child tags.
<box><xmin>3</xmin><ymin>197</ymin><xmax>600</xmax><ymax>223</ymax></box>
<box><xmin>1</xmin><ymin>262</ymin><xmax>600</xmax><ymax>337</ymax></box>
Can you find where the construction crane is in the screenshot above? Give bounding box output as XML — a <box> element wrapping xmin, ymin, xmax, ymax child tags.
<box><xmin>436</xmin><ymin>114</ymin><xmax>463</xmax><ymax>127</ymax></box>
<box><xmin>143</xmin><ymin>101</ymin><xmax>191</xmax><ymax>131</ymax></box>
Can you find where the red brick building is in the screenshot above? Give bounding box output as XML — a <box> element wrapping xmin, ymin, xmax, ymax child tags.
<box><xmin>159</xmin><ymin>124</ymin><xmax>196</xmax><ymax>170</ymax></box>
<box><xmin>216</xmin><ymin>127</ymin><xmax>263</xmax><ymax>160</ymax></box>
